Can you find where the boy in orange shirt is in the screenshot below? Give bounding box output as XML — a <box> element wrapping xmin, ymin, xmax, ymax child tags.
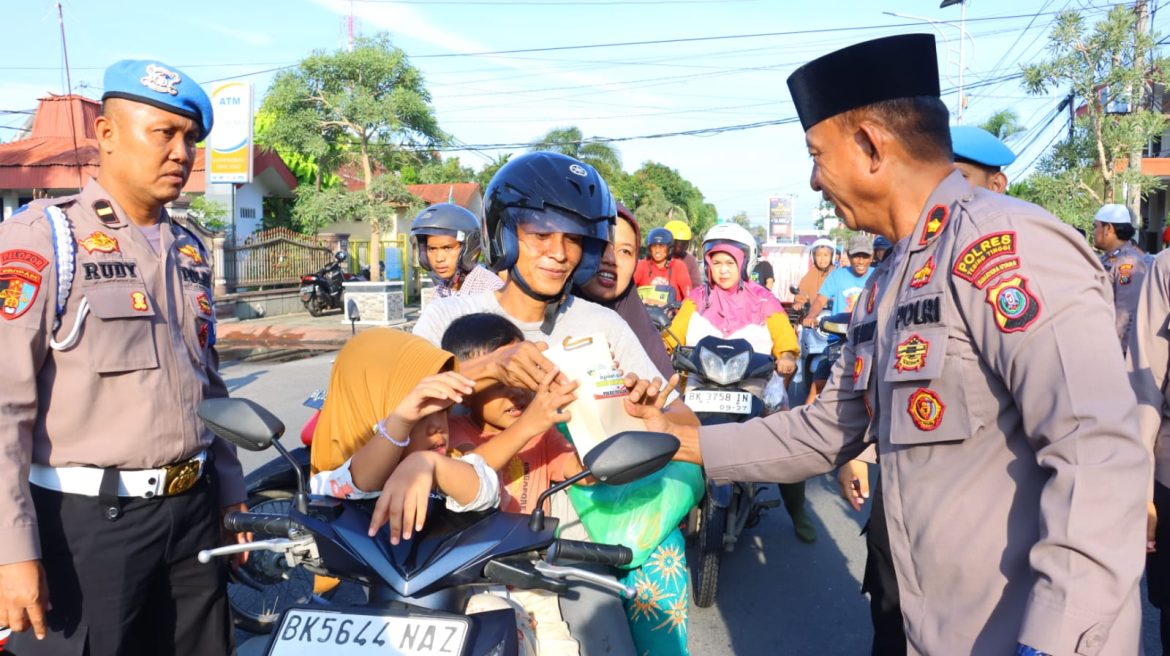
<box><xmin>441</xmin><ymin>313</ymin><xmax>585</xmax><ymax>513</ymax></box>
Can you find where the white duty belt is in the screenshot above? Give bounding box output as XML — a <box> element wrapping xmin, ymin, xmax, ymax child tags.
<box><xmin>29</xmin><ymin>451</ymin><xmax>207</xmax><ymax>499</ymax></box>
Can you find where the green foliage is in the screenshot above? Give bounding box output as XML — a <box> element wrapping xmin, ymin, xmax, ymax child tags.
<box><xmin>411</xmin><ymin>156</ymin><xmax>476</xmax><ymax>185</ymax></box>
<box><xmin>814</xmin><ymin>199</ymin><xmax>836</xmax><ymax>231</ymax></box>
<box><xmin>186</xmin><ymin>195</ymin><xmax>229</xmax><ymax>231</ymax></box>
<box><xmin>476</xmin><ymin>153</ymin><xmax>512</xmax><ymax>189</ymax></box>
<box><xmin>632</xmin><ymin>187</ymin><xmax>686</xmax><ymax>234</ymax></box>
<box><xmin>978</xmin><ymin>109</ymin><xmax>1025</xmax><ymax>141</ymax></box>
<box><xmin>291</xmin><ymin>173</ymin><xmax>423</xmax><ymax>234</ymax></box>
<box><xmin>530</xmin><ymin>126</ymin><xmax>622</xmax><ymax>181</ymax></box>
<box><xmin>616</xmin><ymin>161</ymin><xmax>717</xmax><ymax>239</ymax></box>
<box><xmin>1021</xmin><ymin>5</ymin><xmax>1170</xmax><ymax>207</ymax></box>
<box><xmin>729</xmin><ymin>211</ymin><xmax>767</xmax><ymax>245</ymax></box>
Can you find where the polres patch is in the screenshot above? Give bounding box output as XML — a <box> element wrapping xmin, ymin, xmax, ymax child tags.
<box><xmin>952</xmin><ymin>231</ymin><xmax>1017</xmax><ymax>284</ymax></box>
<box><xmin>907</xmin><ymin>387</ymin><xmax>945</xmax><ymax>431</ymax></box>
<box><xmin>986</xmin><ymin>275</ymin><xmax>1040</xmax><ymax>333</ymax></box>
<box><xmin>917</xmin><ymin>205</ymin><xmax>948</xmax><ymax>246</ymax></box>
<box><xmin>0</xmin><ymin>266</ymin><xmax>42</xmax><ymax>320</ymax></box>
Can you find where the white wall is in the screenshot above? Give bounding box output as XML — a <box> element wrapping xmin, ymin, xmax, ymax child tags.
<box><xmin>204</xmin><ymin>182</ymin><xmax>264</xmax><ymax>244</ymax></box>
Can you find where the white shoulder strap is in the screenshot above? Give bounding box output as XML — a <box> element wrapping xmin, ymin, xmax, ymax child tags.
<box><xmin>43</xmin><ymin>206</ymin><xmax>88</xmax><ymax>351</ymax></box>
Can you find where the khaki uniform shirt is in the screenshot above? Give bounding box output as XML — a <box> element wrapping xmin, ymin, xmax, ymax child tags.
<box><xmin>0</xmin><ymin>180</ymin><xmax>245</xmax><ymax>564</ymax></box>
<box><xmin>700</xmin><ymin>171</ymin><xmax>1146</xmax><ymax>656</ymax></box>
<box><xmin>1127</xmin><ymin>249</ymin><xmax>1170</xmax><ymax>488</ymax></box>
<box><xmin>1101</xmin><ymin>241</ymin><xmax>1148</xmax><ymax>353</ymax></box>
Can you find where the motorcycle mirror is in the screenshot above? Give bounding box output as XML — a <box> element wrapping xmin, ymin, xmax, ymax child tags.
<box><xmin>789</xmin><ymin>285</ymin><xmax>800</xmax><ymax>295</ymax></box>
<box><xmin>197</xmin><ymin>398</ymin><xmax>285</xmax><ymax>452</ymax></box>
<box><xmin>529</xmin><ymin>431</ymin><xmax>680</xmax><ymax>531</ymax></box>
<box><xmin>584</xmin><ymin>431</ymin><xmax>680</xmax><ymax>486</ymax></box>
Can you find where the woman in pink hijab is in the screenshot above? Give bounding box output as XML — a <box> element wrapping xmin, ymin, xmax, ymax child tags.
<box><xmin>665</xmin><ymin>223</ymin><xmax>815</xmax><ymax>543</ymax></box>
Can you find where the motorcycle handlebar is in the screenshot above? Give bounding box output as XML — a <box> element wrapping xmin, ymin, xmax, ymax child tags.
<box><xmin>223</xmin><ymin>511</ymin><xmax>296</xmax><ymax>537</ymax></box>
<box><xmin>548</xmin><ymin>539</ymin><xmax>632</xmax><ymax>567</ymax></box>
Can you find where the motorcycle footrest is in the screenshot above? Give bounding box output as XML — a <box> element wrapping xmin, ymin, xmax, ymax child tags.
<box><xmin>484</xmin><ymin>557</ymin><xmax>569</xmax><ymax>595</ymax></box>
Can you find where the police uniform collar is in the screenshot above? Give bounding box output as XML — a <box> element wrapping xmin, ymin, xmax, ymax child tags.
<box><xmin>907</xmin><ymin>169</ymin><xmax>967</xmax><ymax>253</ymax></box>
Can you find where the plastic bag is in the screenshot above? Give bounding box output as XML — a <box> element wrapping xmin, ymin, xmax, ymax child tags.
<box><xmin>567</xmin><ymin>461</ymin><xmax>704</xmax><ymax>569</ymax></box>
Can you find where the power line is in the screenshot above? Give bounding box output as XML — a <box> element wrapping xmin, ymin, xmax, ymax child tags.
<box><xmin>354</xmin><ymin>0</ymin><xmax>752</xmax><ymax>4</ymax></box>
<box><xmin>409</xmin><ymin>7</ymin><xmax>1117</xmax><ymax>59</ymax></box>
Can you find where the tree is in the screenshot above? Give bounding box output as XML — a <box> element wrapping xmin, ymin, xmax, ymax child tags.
<box><xmin>530</xmin><ymin>126</ymin><xmax>622</xmax><ymax>181</ymax></box>
<box><xmin>632</xmin><ymin>187</ymin><xmax>687</xmax><ymax>234</ymax></box>
<box><xmin>260</xmin><ymin>34</ymin><xmax>444</xmax><ymax>280</ymax></box>
<box><xmin>1022</xmin><ymin>4</ymin><xmax>1170</xmax><ymax>221</ymax></box>
<box><xmin>730</xmin><ymin>211</ymin><xmax>767</xmax><ymax>246</ymax></box>
<box><xmin>1008</xmin><ymin>127</ymin><xmax>1103</xmax><ymax>232</ymax></box>
<box><xmin>292</xmin><ymin>173</ymin><xmax>422</xmax><ymax>235</ymax></box>
<box><xmin>186</xmin><ymin>196</ymin><xmax>229</xmax><ymax>232</ymax></box>
<box><xmin>616</xmin><ymin>161</ymin><xmax>718</xmax><ymax>239</ymax></box>
<box><xmin>401</xmin><ymin>156</ymin><xmax>476</xmax><ymax>185</ymax></box>
<box><xmin>476</xmin><ymin>153</ymin><xmax>511</xmax><ymax>189</ymax></box>
<box><xmin>814</xmin><ymin>199</ymin><xmax>836</xmax><ymax>231</ymax></box>
<box><xmin>978</xmin><ymin>109</ymin><xmax>1025</xmax><ymax>141</ymax></box>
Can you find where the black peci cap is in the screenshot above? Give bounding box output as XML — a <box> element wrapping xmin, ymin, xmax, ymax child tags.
<box><xmin>787</xmin><ymin>34</ymin><xmax>940</xmax><ymax>131</ymax></box>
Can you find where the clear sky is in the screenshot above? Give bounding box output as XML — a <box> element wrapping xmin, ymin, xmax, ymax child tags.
<box><xmin>1</xmin><ymin>0</ymin><xmax>1159</xmax><ymax>232</ymax></box>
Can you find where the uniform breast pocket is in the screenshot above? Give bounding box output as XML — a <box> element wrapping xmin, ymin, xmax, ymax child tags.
<box><xmin>884</xmin><ymin>326</ymin><xmax>973</xmax><ymax>445</ymax></box>
<box><xmin>82</xmin><ymin>283</ymin><xmax>158</xmax><ymax>374</ymax></box>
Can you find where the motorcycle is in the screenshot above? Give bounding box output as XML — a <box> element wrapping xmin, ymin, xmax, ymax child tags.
<box><xmin>788</xmin><ymin>285</ymin><xmax>833</xmax><ymax>405</ymax></box>
<box><xmin>806</xmin><ymin>312</ymin><xmax>852</xmax><ymax>403</ymax></box>
<box><xmin>300</xmin><ymin>252</ymin><xmax>364</xmax><ymax>317</ymax></box>
<box><xmin>228</xmin><ymin>391</ymin><xmax>321</xmax><ymax>633</ymax></box>
<box><xmin>198</xmin><ymin>397</ymin><xmax>678</xmax><ymax>656</ymax></box>
<box><xmin>648</xmin><ymin>310</ymin><xmax>781</xmax><ymax>608</ymax></box>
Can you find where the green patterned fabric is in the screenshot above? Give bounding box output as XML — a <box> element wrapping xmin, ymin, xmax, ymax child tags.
<box><xmin>621</xmin><ymin>528</ymin><xmax>690</xmax><ymax>656</ymax></box>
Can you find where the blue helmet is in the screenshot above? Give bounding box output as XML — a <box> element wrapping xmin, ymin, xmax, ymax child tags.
<box><xmin>483</xmin><ymin>152</ymin><xmax>615</xmax><ymax>290</ymax></box>
<box><xmin>646</xmin><ymin>227</ymin><xmax>674</xmax><ymax>248</ymax></box>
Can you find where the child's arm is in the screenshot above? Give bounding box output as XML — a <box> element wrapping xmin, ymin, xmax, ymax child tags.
<box><xmin>366</xmin><ymin>451</ymin><xmax>499</xmax><ymax>545</ymax></box>
<box><xmin>348</xmin><ymin>371</ymin><xmax>474</xmax><ymax>492</ymax></box>
<box><xmin>470</xmin><ymin>369</ymin><xmax>578</xmax><ymax>471</ymax></box>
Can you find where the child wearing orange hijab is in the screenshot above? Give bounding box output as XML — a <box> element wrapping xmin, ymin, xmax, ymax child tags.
<box><xmin>309</xmin><ymin>328</ymin><xmax>499</xmax><ymax>544</ymax></box>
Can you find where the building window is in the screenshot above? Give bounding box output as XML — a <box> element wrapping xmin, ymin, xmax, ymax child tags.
<box><xmin>240</xmin><ymin>207</ymin><xmax>257</xmax><ymax>219</ymax></box>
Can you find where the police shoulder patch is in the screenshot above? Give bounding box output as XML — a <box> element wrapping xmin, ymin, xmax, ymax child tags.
<box><xmin>952</xmin><ymin>231</ymin><xmax>1017</xmax><ymax>286</ymax></box>
<box><xmin>907</xmin><ymin>387</ymin><xmax>945</xmax><ymax>431</ymax></box>
<box><xmin>0</xmin><ymin>249</ymin><xmax>49</xmax><ymax>272</ymax></box>
<box><xmin>1119</xmin><ymin>262</ymin><xmax>1134</xmax><ymax>285</ymax></box>
<box><xmin>985</xmin><ymin>274</ymin><xmax>1041</xmax><ymax>333</ymax></box>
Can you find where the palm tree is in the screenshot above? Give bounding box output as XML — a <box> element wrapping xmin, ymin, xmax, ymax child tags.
<box><xmin>530</xmin><ymin>126</ymin><xmax>622</xmax><ymax>176</ymax></box>
<box><xmin>978</xmin><ymin>109</ymin><xmax>1024</xmax><ymax>142</ymax></box>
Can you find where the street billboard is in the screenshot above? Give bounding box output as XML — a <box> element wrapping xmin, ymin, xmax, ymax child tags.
<box><xmin>769</xmin><ymin>195</ymin><xmax>794</xmax><ymax>241</ymax></box>
<box><xmin>206</xmin><ymin>81</ymin><xmax>253</xmax><ymax>184</ymax></box>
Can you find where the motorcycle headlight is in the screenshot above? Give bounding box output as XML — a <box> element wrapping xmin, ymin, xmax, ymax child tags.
<box><xmin>698</xmin><ymin>347</ymin><xmax>751</xmax><ymax>386</ymax></box>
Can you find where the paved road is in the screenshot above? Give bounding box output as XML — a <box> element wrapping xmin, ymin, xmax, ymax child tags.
<box><xmin>221</xmin><ymin>350</ymin><xmax>1162</xmax><ymax>655</ymax></box>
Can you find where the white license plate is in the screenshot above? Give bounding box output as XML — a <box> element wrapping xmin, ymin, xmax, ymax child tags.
<box><xmin>300</xmin><ymin>286</ymin><xmax>315</xmax><ymax>294</ymax></box>
<box><xmin>268</xmin><ymin>608</ymin><xmax>469</xmax><ymax>656</ymax></box>
<box><xmin>685</xmin><ymin>389</ymin><xmax>752</xmax><ymax>414</ymax></box>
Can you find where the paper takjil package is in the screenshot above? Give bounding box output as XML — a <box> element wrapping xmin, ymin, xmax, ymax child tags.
<box><xmin>542</xmin><ymin>333</ymin><xmax>646</xmax><ymax>458</ymax></box>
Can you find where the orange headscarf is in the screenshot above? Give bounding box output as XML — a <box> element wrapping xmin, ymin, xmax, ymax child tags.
<box><xmin>309</xmin><ymin>328</ymin><xmax>455</xmax><ymax>474</ymax></box>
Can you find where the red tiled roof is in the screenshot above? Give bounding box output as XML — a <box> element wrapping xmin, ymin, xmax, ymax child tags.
<box><xmin>407</xmin><ymin>182</ymin><xmax>481</xmax><ymax>209</ymax></box>
<box><xmin>0</xmin><ymin>94</ymin><xmax>296</xmax><ymax>194</ymax></box>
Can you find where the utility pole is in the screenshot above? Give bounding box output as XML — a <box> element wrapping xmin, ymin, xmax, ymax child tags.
<box><xmin>1126</xmin><ymin>0</ymin><xmax>1151</xmax><ymax>233</ymax></box>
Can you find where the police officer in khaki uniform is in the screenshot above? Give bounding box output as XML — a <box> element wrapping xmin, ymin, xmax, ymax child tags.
<box><xmin>1127</xmin><ymin>249</ymin><xmax>1170</xmax><ymax>652</ymax></box>
<box><xmin>0</xmin><ymin>60</ymin><xmax>245</xmax><ymax>654</ymax></box>
<box><xmin>1093</xmin><ymin>203</ymin><xmax>1148</xmax><ymax>353</ymax></box>
<box><xmin>631</xmin><ymin>34</ymin><xmax>1147</xmax><ymax>655</ymax></box>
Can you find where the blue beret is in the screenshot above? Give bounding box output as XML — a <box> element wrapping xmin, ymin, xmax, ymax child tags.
<box><xmin>101</xmin><ymin>60</ymin><xmax>213</xmax><ymax>141</ymax></box>
<box><xmin>787</xmin><ymin>34</ymin><xmax>940</xmax><ymax>131</ymax></box>
<box><xmin>950</xmin><ymin>126</ymin><xmax>1016</xmax><ymax>168</ymax></box>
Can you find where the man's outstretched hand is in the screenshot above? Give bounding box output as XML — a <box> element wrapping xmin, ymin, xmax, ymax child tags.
<box><xmin>622</xmin><ymin>373</ymin><xmax>703</xmax><ymax>465</ymax></box>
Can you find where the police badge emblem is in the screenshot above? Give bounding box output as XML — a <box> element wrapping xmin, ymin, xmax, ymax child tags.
<box><xmin>907</xmin><ymin>387</ymin><xmax>945</xmax><ymax>431</ymax></box>
<box><xmin>894</xmin><ymin>334</ymin><xmax>929</xmax><ymax>372</ymax></box>
<box><xmin>0</xmin><ymin>266</ymin><xmax>42</xmax><ymax>320</ymax></box>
